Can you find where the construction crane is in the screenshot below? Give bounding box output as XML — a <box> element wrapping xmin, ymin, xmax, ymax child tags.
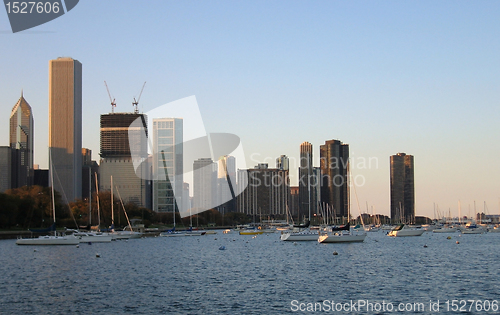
<box><xmin>132</xmin><ymin>81</ymin><xmax>146</xmax><ymax>114</ymax></box>
<box><xmin>104</xmin><ymin>81</ymin><xmax>116</xmax><ymax>113</ymax></box>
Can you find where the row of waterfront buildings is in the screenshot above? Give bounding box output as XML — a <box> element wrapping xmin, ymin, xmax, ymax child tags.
<box><xmin>1</xmin><ymin>57</ymin><xmax>416</xmax><ymax>223</ymax></box>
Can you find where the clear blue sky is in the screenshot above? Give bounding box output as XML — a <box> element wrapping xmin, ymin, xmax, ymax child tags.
<box><xmin>1</xmin><ymin>0</ymin><xmax>499</xmax><ymax>218</ymax></box>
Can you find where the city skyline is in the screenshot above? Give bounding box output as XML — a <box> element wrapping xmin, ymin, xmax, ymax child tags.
<box><xmin>1</xmin><ymin>2</ymin><xmax>500</xmax><ymax>219</ymax></box>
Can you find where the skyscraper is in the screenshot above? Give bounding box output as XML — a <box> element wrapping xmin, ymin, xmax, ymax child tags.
<box><xmin>99</xmin><ymin>113</ymin><xmax>149</xmax><ymax>207</ymax></box>
<box><xmin>152</xmin><ymin>118</ymin><xmax>183</xmax><ymax>213</ymax></box>
<box><xmin>320</xmin><ymin>139</ymin><xmax>349</xmax><ymax>221</ymax></box>
<box><xmin>10</xmin><ymin>92</ymin><xmax>34</xmax><ymax>188</ymax></box>
<box><xmin>49</xmin><ymin>57</ymin><xmax>82</xmax><ymax>201</ymax></box>
<box><xmin>0</xmin><ymin>147</ymin><xmax>12</xmax><ymax>192</ymax></box>
<box><xmin>193</xmin><ymin>158</ymin><xmax>216</xmax><ymax>213</ymax></box>
<box><xmin>237</xmin><ymin>164</ymin><xmax>290</xmax><ymax>217</ymax></box>
<box><xmin>217</xmin><ymin>155</ymin><xmax>236</xmax><ymax>214</ymax></box>
<box><xmin>299</xmin><ymin>142</ymin><xmax>314</xmax><ymax>221</ymax></box>
<box><xmin>81</xmin><ymin>148</ymin><xmax>99</xmax><ymax>201</ymax></box>
<box><xmin>276</xmin><ymin>155</ymin><xmax>289</xmax><ymax>171</ymax></box>
<box><xmin>390</xmin><ymin>153</ymin><xmax>415</xmax><ymax>224</ymax></box>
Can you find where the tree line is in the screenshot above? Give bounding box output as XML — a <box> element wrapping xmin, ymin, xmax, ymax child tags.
<box><xmin>0</xmin><ymin>185</ymin><xmax>252</xmax><ymax>230</ymax></box>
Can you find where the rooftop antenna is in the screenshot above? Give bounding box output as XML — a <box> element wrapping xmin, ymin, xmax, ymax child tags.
<box><xmin>133</xmin><ymin>81</ymin><xmax>146</xmax><ymax>114</ymax></box>
<box><xmin>104</xmin><ymin>81</ymin><xmax>116</xmax><ymax>113</ymax></box>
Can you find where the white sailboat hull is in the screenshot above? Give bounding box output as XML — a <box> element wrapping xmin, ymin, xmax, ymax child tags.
<box><xmin>280</xmin><ymin>231</ymin><xmax>318</xmax><ymax>241</ymax></box>
<box><xmin>388</xmin><ymin>229</ymin><xmax>425</xmax><ymax>237</ymax></box>
<box><xmin>110</xmin><ymin>231</ymin><xmax>142</xmax><ymax>239</ymax></box>
<box><xmin>432</xmin><ymin>228</ymin><xmax>457</xmax><ymax>233</ymax></box>
<box><xmin>75</xmin><ymin>234</ymin><xmax>113</xmax><ymax>243</ymax></box>
<box><xmin>462</xmin><ymin>229</ymin><xmax>484</xmax><ymax>234</ymax></box>
<box><xmin>318</xmin><ymin>233</ymin><xmax>366</xmax><ymax>243</ymax></box>
<box><xmin>16</xmin><ymin>235</ymin><xmax>80</xmax><ymax>245</ymax></box>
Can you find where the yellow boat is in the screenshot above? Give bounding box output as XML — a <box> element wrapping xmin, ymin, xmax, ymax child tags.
<box><xmin>239</xmin><ymin>229</ymin><xmax>264</xmax><ymax>235</ymax></box>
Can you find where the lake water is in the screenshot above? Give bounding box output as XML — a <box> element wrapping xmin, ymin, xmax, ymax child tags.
<box><xmin>1</xmin><ymin>231</ymin><xmax>500</xmax><ymax>314</ymax></box>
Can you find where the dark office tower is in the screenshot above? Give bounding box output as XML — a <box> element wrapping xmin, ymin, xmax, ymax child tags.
<box><xmin>81</xmin><ymin>148</ymin><xmax>99</xmax><ymax>201</ymax></box>
<box><xmin>299</xmin><ymin>142</ymin><xmax>313</xmax><ymax>221</ymax></box>
<box><xmin>320</xmin><ymin>139</ymin><xmax>349</xmax><ymax>222</ymax></box>
<box><xmin>100</xmin><ymin>113</ymin><xmax>148</xmax><ymax>207</ymax></box>
<box><xmin>49</xmin><ymin>57</ymin><xmax>82</xmax><ymax>201</ymax></box>
<box><xmin>390</xmin><ymin>153</ymin><xmax>414</xmax><ymax>224</ymax></box>
<box><xmin>237</xmin><ymin>164</ymin><xmax>290</xmax><ymax>217</ymax></box>
<box><xmin>10</xmin><ymin>91</ymin><xmax>34</xmax><ymax>188</ymax></box>
<box><xmin>290</xmin><ymin>186</ymin><xmax>299</xmax><ymax>217</ymax></box>
<box><xmin>0</xmin><ymin>147</ymin><xmax>12</xmax><ymax>192</ymax></box>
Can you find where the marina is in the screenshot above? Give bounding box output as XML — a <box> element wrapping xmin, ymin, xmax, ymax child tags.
<box><xmin>3</xmin><ymin>229</ymin><xmax>500</xmax><ymax>314</ymax></box>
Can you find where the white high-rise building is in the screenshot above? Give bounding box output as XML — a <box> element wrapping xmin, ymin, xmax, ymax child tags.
<box><xmin>152</xmin><ymin>118</ymin><xmax>183</xmax><ymax>213</ymax></box>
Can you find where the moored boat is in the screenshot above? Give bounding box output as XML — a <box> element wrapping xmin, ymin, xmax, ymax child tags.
<box><xmin>388</xmin><ymin>224</ymin><xmax>424</xmax><ymax>237</ymax></box>
<box><xmin>72</xmin><ymin>231</ymin><xmax>113</xmax><ymax>243</ymax></box>
<box><xmin>280</xmin><ymin>229</ymin><xmax>318</xmax><ymax>241</ymax></box>
<box><xmin>16</xmin><ymin>234</ymin><xmax>80</xmax><ymax>245</ymax></box>
<box><xmin>432</xmin><ymin>226</ymin><xmax>458</xmax><ymax>233</ymax></box>
<box><xmin>239</xmin><ymin>228</ymin><xmax>264</xmax><ymax>235</ymax></box>
<box><xmin>318</xmin><ymin>228</ymin><xmax>366</xmax><ymax>243</ymax></box>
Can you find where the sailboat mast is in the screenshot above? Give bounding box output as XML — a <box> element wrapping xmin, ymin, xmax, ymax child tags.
<box><xmin>88</xmin><ymin>167</ymin><xmax>91</xmax><ymax>226</ymax></box>
<box><xmin>111</xmin><ymin>175</ymin><xmax>114</xmax><ymax>228</ymax></box>
<box><xmin>458</xmin><ymin>200</ymin><xmax>461</xmax><ymax>224</ymax></box>
<box><xmin>95</xmin><ymin>172</ymin><xmax>100</xmax><ymax>228</ymax></box>
<box><xmin>50</xmin><ymin>152</ymin><xmax>56</xmax><ymax>236</ymax></box>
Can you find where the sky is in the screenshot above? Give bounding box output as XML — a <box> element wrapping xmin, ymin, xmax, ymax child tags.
<box><xmin>1</xmin><ymin>0</ymin><xmax>499</xmax><ymax>219</ymax></box>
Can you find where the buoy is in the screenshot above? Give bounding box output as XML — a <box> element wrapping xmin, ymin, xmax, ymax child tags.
<box><xmin>456</xmin><ymin>241</ymin><xmax>460</xmax><ymax>244</ymax></box>
<box><xmin>424</xmin><ymin>244</ymin><xmax>428</xmax><ymax>248</ymax></box>
<box><xmin>447</xmin><ymin>236</ymin><xmax>452</xmax><ymax>240</ymax></box>
<box><xmin>333</xmin><ymin>251</ymin><xmax>338</xmax><ymax>255</ymax></box>
<box><xmin>96</xmin><ymin>253</ymin><xmax>101</xmax><ymax>258</ymax></box>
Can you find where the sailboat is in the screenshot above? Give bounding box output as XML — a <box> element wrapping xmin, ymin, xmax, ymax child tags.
<box><xmin>16</xmin><ymin>152</ymin><xmax>79</xmax><ymax>245</ymax></box>
<box><xmin>317</xmin><ymin>171</ymin><xmax>367</xmax><ymax>243</ymax></box>
<box><xmin>69</xmin><ymin>172</ymin><xmax>113</xmax><ymax>243</ymax></box>
<box><xmin>318</xmin><ymin>223</ymin><xmax>366</xmax><ymax>243</ymax></box>
<box><xmin>387</xmin><ymin>224</ymin><xmax>425</xmax><ymax>237</ymax></box>
<box><xmin>113</xmin><ymin>184</ymin><xmax>142</xmax><ymax>239</ymax></box>
<box><xmin>280</xmin><ymin>174</ymin><xmax>318</xmax><ymax>241</ymax></box>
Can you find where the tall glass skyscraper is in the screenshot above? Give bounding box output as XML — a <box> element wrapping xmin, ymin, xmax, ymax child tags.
<box><xmin>49</xmin><ymin>57</ymin><xmax>82</xmax><ymax>201</ymax></box>
<box><xmin>152</xmin><ymin>118</ymin><xmax>183</xmax><ymax>213</ymax></box>
<box><xmin>299</xmin><ymin>142</ymin><xmax>313</xmax><ymax>221</ymax></box>
<box><xmin>10</xmin><ymin>92</ymin><xmax>33</xmax><ymax>188</ymax></box>
<box><xmin>320</xmin><ymin>139</ymin><xmax>349</xmax><ymax>222</ymax></box>
<box><xmin>390</xmin><ymin>153</ymin><xmax>415</xmax><ymax>224</ymax></box>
